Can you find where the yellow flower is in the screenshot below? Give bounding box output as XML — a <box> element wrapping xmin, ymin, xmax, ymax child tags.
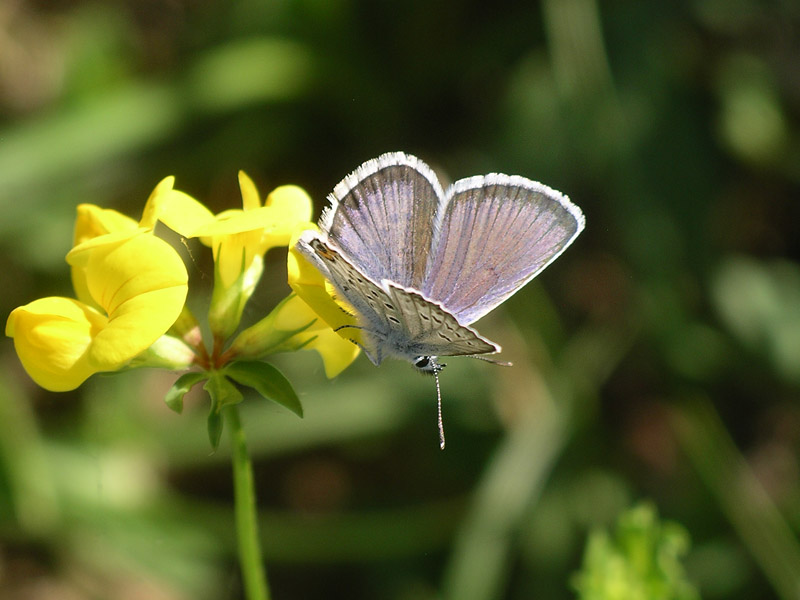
<box><xmin>189</xmin><ymin>171</ymin><xmax>314</xmax><ymax>338</ymax></box>
<box><xmin>7</xmin><ymin>233</ymin><xmax>189</xmax><ymax>391</ymax></box>
<box><xmin>71</xmin><ymin>177</ymin><xmax>213</xmax><ymax>308</ymax></box>
<box><xmin>6</xmin><ymin>298</ymin><xmax>105</xmax><ymax>391</ymax></box>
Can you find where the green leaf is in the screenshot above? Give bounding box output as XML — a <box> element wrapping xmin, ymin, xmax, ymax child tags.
<box><xmin>164</xmin><ymin>372</ymin><xmax>207</xmax><ymax>414</ymax></box>
<box><xmin>572</xmin><ymin>502</ymin><xmax>700</xmax><ymax>600</ymax></box>
<box><xmin>207</xmin><ymin>409</ymin><xmax>224</xmax><ymax>450</ymax></box>
<box><xmin>204</xmin><ymin>372</ymin><xmax>244</xmax><ymax>410</ymax></box>
<box><xmin>203</xmin><ymin>373</ymin><xmax>243</xmax><ymax>449</ymax></box>
<box><xmin>224</xmin><ymin>360</ymin><xmax>303</xmax><ymax>417</ymax></box>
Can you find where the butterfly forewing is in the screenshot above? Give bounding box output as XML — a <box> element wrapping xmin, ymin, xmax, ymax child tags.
<box><xmin>422</xmin><ymin>175</ymin><xmax>585</xmax><ymax>325</ymax></box>
<box><xmin>297</xmin><ymin>235</ymin><xmax>395</xmax><ymax>336</ymax></box>
<box><xmin>321</xmin><ymin>152</ymin><xmax>443</xmax><ymax>289</ymax></box>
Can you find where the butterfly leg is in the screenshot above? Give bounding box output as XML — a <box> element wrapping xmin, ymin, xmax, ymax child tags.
<box><xmin>333</xmin><ymin>324</ymin><xmax>383</xmax><ymax>365</ymax></box>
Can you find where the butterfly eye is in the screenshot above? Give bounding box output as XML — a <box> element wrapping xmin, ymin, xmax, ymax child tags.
<box><xmin>413</xmin><ymin>356</ymin><xmax>445</xmax><ymax>374</ymax></box>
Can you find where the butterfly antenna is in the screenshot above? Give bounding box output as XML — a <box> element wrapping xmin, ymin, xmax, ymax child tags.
<box><xmin>468</xmin><ymin>354</ymin><xmax>513</xmax><ymax>367</ymax></box>
<box><xmin>433</xmin><ymin>362</ymin><xmax>445</xmax><ymax>450</ymax></box>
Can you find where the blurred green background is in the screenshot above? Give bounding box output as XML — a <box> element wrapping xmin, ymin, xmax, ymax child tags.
<box><xmin>2</xmin><ymin>1</ymin><xmax>800</xmax><ymax>598</ymax></box>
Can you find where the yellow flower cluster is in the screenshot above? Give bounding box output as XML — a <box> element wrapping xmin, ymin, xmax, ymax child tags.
<box><xmin>6</xmin><ymin>174</ymin><xmax>360</xmax><ymax>393</ymax></box>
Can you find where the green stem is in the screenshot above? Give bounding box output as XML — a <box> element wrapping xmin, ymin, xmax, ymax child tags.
<box><xmin>226</xmin><ymin>405</ymin><xmax>270</xmax><ymax>600</ymax></box>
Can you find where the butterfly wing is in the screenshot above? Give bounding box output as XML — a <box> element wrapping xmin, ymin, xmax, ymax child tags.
<box><xmin>295</xmin><ymin>232</ymin><xmax>499</xmax><ymax>361</ymax></box>
<box><xmin>295</xmin><ymin>232</ymin><xmax>397</xmax><ymax>364</ymax></box>
<box><xmin>422</xmin><ymin>174</ymin><xmax>585</xmax><ymax>325</ymax></box>
<box><xmin>319</xmin><ymin>152</ymin><xmax>444</xmax><ymax>289</ymax></box>
<box><xmin>383</xmin><ymin>284</ymin><xmax>499</xmax><ymax>357</ymax></box>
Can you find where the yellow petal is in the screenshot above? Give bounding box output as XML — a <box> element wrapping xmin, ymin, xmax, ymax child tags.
<box><xmin>264</xmin><ymin>184</ymin><xmax>313</xmax><ymax>227</ymax></box>
<box><xmin>192</xmin><ymin>211</ymin><xmax>269</xmax><ymax>237</ymax></box>
<box><xmin>91</xmin><ymin>286</ymin><xmax>189</xmax><ymax>368</ymax></box>
<box><xmin>6</xmin><ymin>297</ymin><xmax>107</xmax><ymax>392</ymax></box>
<box><xmin>138</xmin><ymin>176</ymin><xmax>176</xmax><ymax>229</ymax></box>
<box><xmin>67</xmin><ymin>232</ymin><xmax>189</xmax><ymax>369</ymax></box>
<box><xmin>72</xmin><ymin>206</ymin><xmax>141</xmax><ymax>306</ymax></box>
<box><xmin>271</xmin><ymin>292</ymin><xmax>324</xmax><ymax>331</ymax></box>
<box><xmin>272</xmin><ymin>294</ymin><xmax>359</xmax><ymax>378</ymax></box>
<box><xmin>213</xmin><ymin>230</ymin><xmax>264</xmax><ymax>290</ymax></box>
<box><xmin>72</xmin><ymin>228</ymin><xmax>146</xmax><ymax>309</ymax></box>
<box><xmin>74</xmin><ymin>204</ymin><xmax>139</xmax><ymax>246</ymax></box>
<box><xmin>238</xmin><ymin>170</ymin><xmax>262</xmax><ymax>211</ymax></box>
<box><xmin>258</xmin><ymin>185</ymin><xmax>314</xmax><ymax>251</ymax></box>
<box><xmin>192</xmin><ymin>207</ymin><xmax>310</xmax><ymax>240</ymax></box>
<box><xmin>305</xmin><ymin>327</ymin><xmax>361</xmax><ymax>378</ymax></box>
<box><xmin>191</xmin><ymin>184</ymin><xmax>312</xmax><ymax>242</ymax></box>
<box><xmin>140</xmin><ymin>176</ymin><xmax>216</xmax><ymax>236</ymax></box>
<box><xmin>67</xmin><ymin>230</ymin><xmax>145</xmax><ymax>268</ymax></box>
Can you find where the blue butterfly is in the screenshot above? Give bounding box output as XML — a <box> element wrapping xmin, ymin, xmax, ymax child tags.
<box><xmin>296</xmin><ymin>152</ymin><xmax>584</xmax><ymax>447</ymax></box>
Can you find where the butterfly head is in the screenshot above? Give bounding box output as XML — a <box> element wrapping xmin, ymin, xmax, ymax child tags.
<box><xmin>413</xmin><ymin>355</ymin><xmax>445</xmax><ymax>374</ymax></box>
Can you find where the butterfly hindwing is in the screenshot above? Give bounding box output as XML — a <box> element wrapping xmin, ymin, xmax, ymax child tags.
<box><xmin>384</xmin><ymin>284</ymin><xmax>499</xmax><ymax>357</ymax></box>
<box><xmin>423</xmin><ymin>174</ymin><xmax>585</xmax><ymax>325</ymax></box>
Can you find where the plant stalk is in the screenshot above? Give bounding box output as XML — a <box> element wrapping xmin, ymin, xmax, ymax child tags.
<box><xmin>226</xmin><ymin>405</ymin><xmax>270</xmax><ymax>600</ymax></box>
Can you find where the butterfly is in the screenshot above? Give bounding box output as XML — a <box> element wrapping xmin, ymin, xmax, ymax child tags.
<box><xmin>295</xmin><ymin>152</ymin><xmax>585</xmax><ymax>447</ymax></box>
